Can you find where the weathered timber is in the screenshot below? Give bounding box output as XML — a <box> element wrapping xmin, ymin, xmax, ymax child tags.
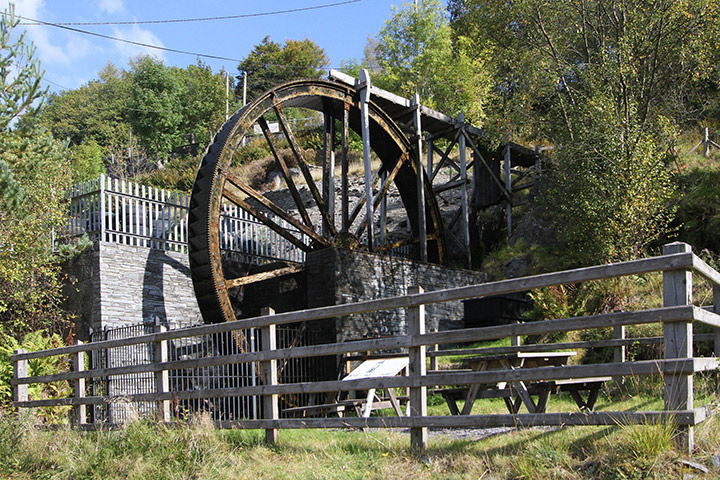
<box><xmin>224</xmin><ymin>265</ymin><xmax>305</xmax><ymax>289</ymax></box>
<box><xmin>12</xmin><ymin>306</ymin><xmax>700</xmax><ymax>386</ymax></box>
<box><xmin>14</xmin><ymin>358</ymin><xmax>716</xmax><ymax>408</ymax></box>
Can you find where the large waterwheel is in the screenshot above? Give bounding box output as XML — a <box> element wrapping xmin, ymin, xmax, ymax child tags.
<box><xmin>188</xmin><ymin>78</ymin><xmax>447</xmax><ymax>325</ymax></box>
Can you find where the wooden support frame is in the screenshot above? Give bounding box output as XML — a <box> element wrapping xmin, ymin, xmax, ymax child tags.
<box><xmin>12</xmin><ymin>348</ymin><xmax>28</xmax><ymax>418</ymax></box>
<box><xmin>504</xmin><ymin>138</ymin><xmax>512</xmax><ymax>236</ymax></box>
<box><xmin>412</xmin><ymin>94</ymin><xmax>427</xmax><ymax>262</ymax></box>
<box><xmin>341</xmin><ymin>103</ymin><xmax>350</xmax><ymax>231</ymax></box>
<box><xmin>359</xmin><ymin>69</ymin><xmax>375</xmax><ymax>250</ymax></box>
<box><xmin>322</xmin><ymin>110</ymin><xmax>335</xmax><ymax>236</ymax></box>
<box><xmin>457</xmin><ymin>117</ymin><xmax>471</xmax><ymax>268</ymax></box>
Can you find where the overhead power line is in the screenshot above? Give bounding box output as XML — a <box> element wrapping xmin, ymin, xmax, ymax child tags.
<box><xmin>17</xmin><ymin>0</ymin><xmax>363</xmax><ymax>26</ymax></box>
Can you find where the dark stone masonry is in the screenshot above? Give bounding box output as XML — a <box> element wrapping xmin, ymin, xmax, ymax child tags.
<box><xmin>66</xmin><ymin>243</ymin><xmax>488</xmax><ymax>343</ymax></box>
<box><xmin>306</xmin><ymin>248</ymin><xmax>489</xmax><ymax>343</ymax></box>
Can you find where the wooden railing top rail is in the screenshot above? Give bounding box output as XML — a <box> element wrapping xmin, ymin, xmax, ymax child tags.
<box><xmin>14</xmin><ymin>305</ymin><xmax>717</xmax><ymax>386</ymax></box>
<box><xmin>14</xmin><ymin>250</ymin><xmax>717</xmax><ymax>362</ymax></box>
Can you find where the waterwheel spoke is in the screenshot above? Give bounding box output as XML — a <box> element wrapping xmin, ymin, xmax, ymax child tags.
<box><xmin>257</xmin><ymin>116</ymin><xmax>314</xmax><ymax>229</ymax></box>
<box><xmin>226</xmin><ymin>172</ymin><xmax>329</xmax><ymax>246</ymax></box>
<box><xmin>222</xmin><ymin>188</ymin><xmax>312</xmax><ymax>252</ymax></box>
<box><xmin>274</xmin><ymin>104</ymin><xmax>337</xmax><ymax>236</ymax></box>
<box><xmin>354</xmin><ymin>154</ymin><xmax>406</xmax><ymax>237</ymax></box>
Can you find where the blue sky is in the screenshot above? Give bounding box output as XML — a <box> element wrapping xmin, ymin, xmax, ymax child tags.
<box><xmin>2</xmin><ymin>0</ymin><xmax>398</xmax><ymax>94</ymax></box>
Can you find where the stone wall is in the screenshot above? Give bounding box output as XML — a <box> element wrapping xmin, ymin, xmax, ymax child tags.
<box><xmin>65</xmin><ymin>241</ymin><xmax>203</xmax><ymax>335</ymax></box>
<box><xmin>306</xmin><ymin>248</ymin><xmax>489</xmax><ymax>343</ymax></box>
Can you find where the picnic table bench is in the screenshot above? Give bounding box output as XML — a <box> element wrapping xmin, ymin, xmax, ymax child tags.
<box><xmin>282</xmin><ymin>357</ymin><xmax>409</xmax><ymax>418</ymax></box>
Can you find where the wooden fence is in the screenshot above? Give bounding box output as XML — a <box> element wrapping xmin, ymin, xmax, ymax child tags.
<box><xmin>12</xmin><ymin>242</ymin><xmax>720</xmax><ymax>453</ymax></box>
<box><xmin>63</xmin><ymin>174</ymin><xmax>308</xmax><ymax>264</ymax></box>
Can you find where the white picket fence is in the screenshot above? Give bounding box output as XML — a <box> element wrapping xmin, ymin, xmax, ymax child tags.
<box><xmin>64</xmin><ymin>175</ymin><xmax>307</xmax><ymax>265</ymax></box>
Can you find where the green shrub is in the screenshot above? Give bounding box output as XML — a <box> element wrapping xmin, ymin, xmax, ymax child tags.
<box><xmin>0</xmin><ymin>330</ymin><xmax>71</xmax><ymax>422</ymax></box>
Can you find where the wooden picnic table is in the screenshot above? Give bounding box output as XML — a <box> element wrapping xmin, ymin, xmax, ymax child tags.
<box><xmin>436</xmin><ymin>351</ymin><xmax>610</xmax><ymax>415</ymax></box>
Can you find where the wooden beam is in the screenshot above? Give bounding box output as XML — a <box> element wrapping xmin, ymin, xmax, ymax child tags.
<box><xmin>322</xmin><ymin>109</ymin><xmax>335</xmax><ymax>236</ymax></box>
<box><xmin>458</xmin><ymin>119</ymin><xmax>471</xmax><ymax>267</ymax></box>
<box><xmin>464</xmin><ymin>134</ymin><xmax>512</xmax><ymax>203</ymax></box>
<box><xmin>274</xmin><ymin>104</ymin><xmax>337</xmax><ymax>236</ymax></box>
<box><xmin>341</xmin><ymin>102</ymin><xmax>350</xmax><ymax>232</ymax></box>
<box><xmin>359</xmin><ymin>69</ymin><xmax>374</xmax><ymax>250</ymax></box>
<box><xmin>413</xmin><ymin>94</ymin><xmax>427</xmax><ymax>262</ymax></box>
<box><xmin>355</xmin><ymin>156</ymin><xmax>405</xmax><ymax>237</ymax></box>
<box><xmin>225</xmin><ymin>265</ymin><xmax>305</xmax><ymax>289</ymax></box>
<box><xmin>257</xmin><ymin>116</ymin><xmax>313</xmax><ymax>229</ymax></box>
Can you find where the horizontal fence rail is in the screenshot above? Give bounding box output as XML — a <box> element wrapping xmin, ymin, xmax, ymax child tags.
<box><xmin>12</xmin><ymin>243</ymin><xmax>720</xmax><ymax>453</ymax></box>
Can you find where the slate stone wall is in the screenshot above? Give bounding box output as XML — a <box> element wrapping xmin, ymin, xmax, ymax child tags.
<box><xmin>306</xmin><ymin>248</ymin><xmax>489</xmax><ymax>343</ymax></box>
<box><xmin>65</xmin><ymin>241</ymin><xmax>203</xmax><ymax>334</ymax></box>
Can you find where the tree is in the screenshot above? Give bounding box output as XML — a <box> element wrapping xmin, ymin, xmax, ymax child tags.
<box><xmin>237</xmin><ymin>36</ymin><xmax>329</xmax><ymax>101</ymax></box>
<box><xmin>373</xmin><ymin>0</ymin><xmax>489</xmax><ymax>121</ymax></box>
<box><xmin>0</xmin><ymin>6</ymin><xmax>72</xmax><ymax>339</ymax></box>
<box><xmin>448</xmin><ymin>0</ymin><xmax>715</xmax><ymax>262</ymax></box>
<box><xmin>24</xmin><ymin>62</ymin><xmax>132</xmax><ymax>158</ymax></box>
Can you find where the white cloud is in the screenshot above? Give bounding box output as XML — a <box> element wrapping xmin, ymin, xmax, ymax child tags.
<box><xmin>111</xmin><ymin>24</ymin><xmax>165</xmax><ymax>61</ymax></box>
<box><xmin>0</xmin><ymin>0</ymin><xmax>94</xmax><ymax>65</ymax></box>
<box><xmin>98</xmin><ymin>0</ymin><xmax>123</xmax><ymax>14</ymax></box>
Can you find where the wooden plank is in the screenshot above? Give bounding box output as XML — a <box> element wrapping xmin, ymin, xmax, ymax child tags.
<box><xmin>31</xmin><ymin>410</ymin><xmax>708</xmax><ymax>430</ymax></box>
<box><xmin>15</xmin><ymin>358</ymin><xmax>712</xmax><ymax>408</ymax></box>
<box><xmin>692</xmin><ymin>254</ymin><xmax>720</xmax><ymax>286</ymax></box>
<box><xmin>504</xmin><ymin>140</ymin><xmax>512</xmax><ymax>235</ymax></box>
<box><xmin>12</xmin><ymin>272</ymin><xmax>698</xmax><ymax>363</ymax></box>
<box><xmin>274</xmin><ymin>104</ymin><xmax>336</xmax><ymax>235</ymax></box>
<box><xmin>153</xmin><ymin>322</ymin><xmax>170</xmax><ymax>422</ymax></box>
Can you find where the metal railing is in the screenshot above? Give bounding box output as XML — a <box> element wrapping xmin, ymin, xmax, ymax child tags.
<box><xmin>12</xmin><ymin>242</ymin><xmax>720</xmax><ymax>453</ymax></box>
<box><xmin>63</xmin><ymin>174</ymin><xmax>308</xmax><ymax>265</ymax></box>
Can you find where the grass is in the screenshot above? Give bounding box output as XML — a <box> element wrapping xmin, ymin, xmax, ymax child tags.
<box><xmin>2</xmin><ymin>376</ymin><xmax>719</xmax><ymax>480</ymax></box>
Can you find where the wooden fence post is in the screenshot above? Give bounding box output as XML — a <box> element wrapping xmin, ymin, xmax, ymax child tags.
<box><xmin>73</xmin><ymin>340</ymin><xmax>87</xmax><ymax>427</ymax></box>
<box><xmin>662</xmin><ymin>242</ymin><xmax>694</xmax><ymax>453</ymax></box>
<box><xmin>713</xmin><ymin>284</ymin><xmax>720</xmax><ymax>355</ymax></box>
<box><xmin>154</xmin><ymin>319</ymin><xmax>171</xmax><ymax>423</ymax></box>
<box><xmin>13</xmin><ymin>349</ymin><xmax>28</xmax><ymax>418</ymax></box>
<box><xmin>261</xmin><ymin>307</ymin><xmax>279</xmax><ymax>444</ymax></box>
<box><xmin>408</xmin><ymin>286</ymin><xmax>427</xmax><ymax>450</ymax></box>
<box><xmin>613</xmin><ymin>326</ymin><xmax>626</xmax><ymax>387</ymax></box>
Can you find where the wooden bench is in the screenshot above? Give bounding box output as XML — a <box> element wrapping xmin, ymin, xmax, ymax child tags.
<box><xmin>433</xmin><ymin>377</ymin><xmax>610</xmax><ymax>415</ymax></box>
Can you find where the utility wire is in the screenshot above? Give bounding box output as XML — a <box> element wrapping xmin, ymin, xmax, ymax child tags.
<box><xmin>13</xmin><ymin>13</ymin><xmax>383</xmax><ymax>70</ymax></box>
<box><xmin>14</xmin><ymin>14</ymin><xmax>245</xmax><ymax>63</ymax></box>
<box><xmin>17</xmin><ymin>0</ymin><xmax>363</xmax><ymax>26</ymax></box>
